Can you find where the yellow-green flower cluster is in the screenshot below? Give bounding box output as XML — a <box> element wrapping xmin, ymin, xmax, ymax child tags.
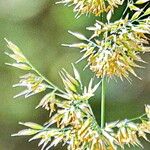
<box><xmin>13</xmin><ymin>73</ymin><xmax>48</xmax><ymax>98</ymax></box>
<box><xmin>66</xmin><ymin>14</ymin><xmax>150</xmax><ymax>80</ymax></box>
<box><xmin>57</xmin><ymin>0</ymin><xmax>124</xmax><ymax>17</ymax></box>
<box><xmin>5</xmin><ymin>39</ymin><xmax>51</xmax><ymax>98</ymax></box>
<box><xmin>5</xmin><ymin>41</ymin><xmax>103</xmax><ymax>149</ymax></box>
<box><xmin>115</xmin><ymin>105</ymin><xmax>150</xmax><ymax>148</ymax></box>
<box><xmin>88</xmin><ymin>17</ymin><xmax>150</xmax><ymax>80</ymax></box>
<box><xmin>58</xmin><ymin>67</ymin><xmax>100</xmax><ymax>101</ymax></box>
<box><xmin>5</xmin><ymin>39</ymin><xmax>100</xmax><ymax>109</ymax></box>
<box><xmin>13</xmin><ymin>104</ymin><xmax>150</xmax><ymax>150</ymax></box>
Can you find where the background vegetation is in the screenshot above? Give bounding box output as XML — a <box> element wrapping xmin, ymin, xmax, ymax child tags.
<box><xmin>0</xmin><ymin>0</ymin><xmax>149</xmax><ymax>149</ymax></box>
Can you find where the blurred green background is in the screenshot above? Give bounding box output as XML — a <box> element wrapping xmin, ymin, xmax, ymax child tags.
<box><xmin>0</xmin><ymin>0</ymin><xmax>149</xmax><ymax>150</ymax></box>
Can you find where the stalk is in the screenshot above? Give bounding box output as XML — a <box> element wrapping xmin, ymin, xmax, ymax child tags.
<box><xmin>101</xmin><ymin>77</ymin><xmax>106</xmax><ymax>128</ymax></box>
<box><xmin>27</xmin><ymin>61</ymin><xmax>66</xmax><ymax>94</ymax></box>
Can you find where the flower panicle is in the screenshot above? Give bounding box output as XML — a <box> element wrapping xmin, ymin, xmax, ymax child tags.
<box><xmin>65</xmin><ymin>8</ymin><xmax>150</xmax><ymax>80</ymax></box>
<box><xmin>6</xmin><ymin>0</ymin><xmax>150</xmax><ymax>149</ymax></box>
<box><xmin>12</xmin><ymin>104</ymin><xmax>150</xmax><ymax>150</ymax></box>
<box><xmin>5</xmin><ymin>39</ymin><xmax>51</xmax><ymax>98</ymax></box>
<box><xmin>5</xmin><ymin>40</ymin><xmax>101</xmax><ymax>133</ymax></box>
<box><xmin>5</xmin><ymin>40</ymin><xmax>66</xmax><ymax>99</ymax></box>
<box><xmin>5</xmin><ymin>40</ymin><xmax>100</xmax><ymax>101</ymax></box>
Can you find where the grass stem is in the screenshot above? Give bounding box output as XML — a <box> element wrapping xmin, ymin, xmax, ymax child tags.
<box><xmin>101</xmin><ymin>77</ymin><xmax>106</xmax><ymax>128</ymax></box>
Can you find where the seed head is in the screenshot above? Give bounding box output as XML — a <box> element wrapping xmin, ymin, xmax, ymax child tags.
<box><xmin>57</xmin><ymin>0</ymin><xmax>124</xmax><ymax>18</ymax></box>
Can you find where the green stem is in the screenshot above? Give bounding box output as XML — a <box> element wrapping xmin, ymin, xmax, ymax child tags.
<box><xmin>87</xmin><ymin>103</ymin><xmax>96</xmax><ymax>119</ymax></box>
<box><xmin>128</xmin><ymin>113</ymin><xmax>147</xmax><ymax>122</ymax></box>
<box><xmin>101</xmin><ymin>77</ymin><xmax>106</xmax><ymax>128</ymax></box>
<box><xmin>121</xmin><ymin>0</ymin><xmax>129</xmax><ymax>18</ymax></box>
<box><xmin>27</xmin><ymin>61</ymin><xmax>66</xmax><ymax>94</ymax></box>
